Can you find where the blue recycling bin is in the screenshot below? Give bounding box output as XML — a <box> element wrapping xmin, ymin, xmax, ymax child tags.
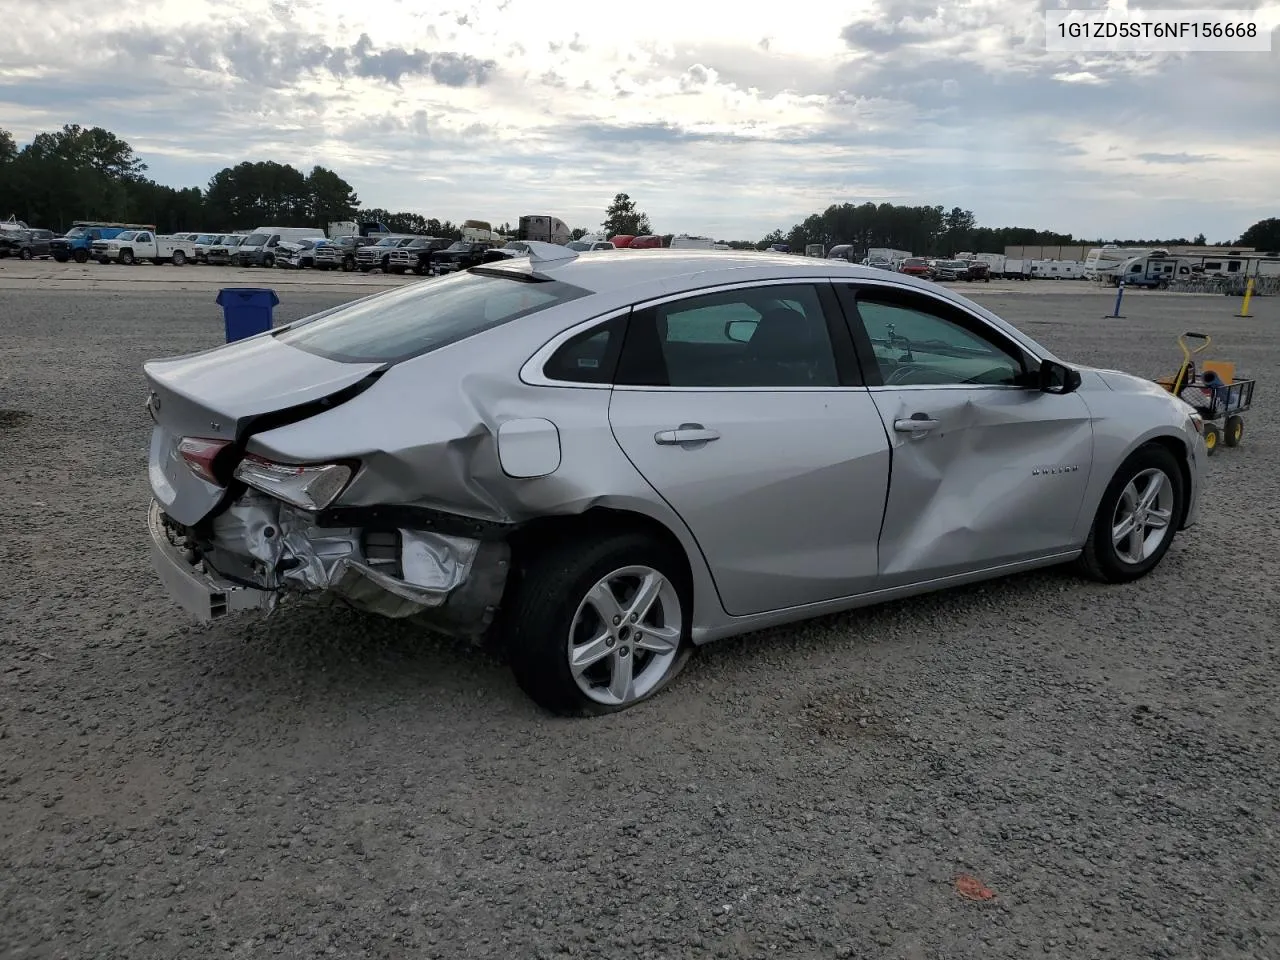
<box><xmin>216</xmin><ymin>288</ymin><xmax>280</xmax><ymax>343</ymax></box>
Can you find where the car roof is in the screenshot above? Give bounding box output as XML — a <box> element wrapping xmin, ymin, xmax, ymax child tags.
<box><xmin>486</xmin><ymin>249</ymin><xmax>896</xmax><ymax>296</ymax></box>
<box><xmin>476</xmin><ymin>249</ymin><xmax>1050</xmax><ymax>356</ymax></box>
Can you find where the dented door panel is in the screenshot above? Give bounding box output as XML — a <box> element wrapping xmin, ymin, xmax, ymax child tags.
<box><xmin>868</xmin><ymin>386</ymin><xmax>1094</xmax><ymax>586</ymax></box>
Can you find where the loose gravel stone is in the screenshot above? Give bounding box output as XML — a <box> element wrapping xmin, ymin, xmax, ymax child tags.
<box><xmin>0</xmin><ymin>283</ymin><xmax>1278</xmax><ymax>959</ymax></box>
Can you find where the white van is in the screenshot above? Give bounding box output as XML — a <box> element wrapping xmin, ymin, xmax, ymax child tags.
<box><xmin>233</xmin><ymin>226</ymin><xmax>327</xmax><ymax>268</ymax></box>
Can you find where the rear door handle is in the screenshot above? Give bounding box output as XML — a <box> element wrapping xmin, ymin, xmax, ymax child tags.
<box><xmin>894</xmin><ymin>417</ymin><xmax>939</xmax><ymax>433</ymax></box>
<box><xmin>654</xmin><ymin>424</ymin><xmax>721</xmax><ymax>446</ymax></box>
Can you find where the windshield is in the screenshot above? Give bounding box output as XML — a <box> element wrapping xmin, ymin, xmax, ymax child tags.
<box><xmin>196</xmin><ymin>234</ymin><xmax>217</xmax><ymax>244</ymax></box>
<box><xmin>115</xmin><ymin>231</ymin><xmax>138</xmax><ymax>241</ymax></box>
<box><xmin>374</xmin><ymin>238</ymin><xmax>400</xmax><ymax>247</ymax></box>
<box><xmin>566</xmin><ymin>241</ymin><xmax>591</xmax><ymax>251</ymax></box>
<box><xmin>65</xmin><ymin>226</ymin><xmax>91</xmax><ymax>238</ymax></box>
<box><xmin>276</xmin><ymin>270</ymin><xmax>591</xmax><ymax>364</ymax></box>
<box><xmin>904</xmin><ymin>258</ymin><xmax>927</xmax><ymax>267</ymax></box>
<box><xmin>445</xmin><ymin>242</ymin><xmax>468</xmax><ymax>252</ymax></box>
<box><xmin>244</xmin><ymin>233</ymin><xmax>270</xmax><ymax>246</ymax></box>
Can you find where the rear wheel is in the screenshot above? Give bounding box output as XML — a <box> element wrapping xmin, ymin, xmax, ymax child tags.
<box><xmin>1076</xmin><ymin>444</ymin><xmax>1184</xmax><ymax>584</ymax></box>
<box><xmin>1223</xmin><ymin>415</ymin><xmax>1243</xmax><ymax>447</ymax></box>
<box><xmin>505</xmin><ymin>532</ymin><xmax>692</xmax><ymax>716</ymax></box>
<box><xmin>172</xmin><ymin>250</ymin><xmax>187</xmax><ymax>266</ymax></box>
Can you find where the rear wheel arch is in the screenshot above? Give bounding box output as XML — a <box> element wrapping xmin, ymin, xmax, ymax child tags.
<box><xmin>506</xmin><ymin>507</ymin><xmax>695</xmax><ymax>596</ymax></box>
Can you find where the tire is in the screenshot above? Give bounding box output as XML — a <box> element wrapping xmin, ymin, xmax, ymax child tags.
<box><xmin>19</xmin><ymin>248</ymin><xmax>32</xmax><ymax>261</ymax></box>
<box><xmin>73</xmin><ymin>250</ymin><xmax>89</xmax><ymax>264</ymax></box>
<box><xmin>1076</xmin><ymin>443</ymin><xmax>1185</xmax><ymax>584</ymax></box>
<box><xmin>343</xmin><ymin>256</ymin><xmax>355</xmax><ymax>272</ymax></box>
<box><xmin>172</xmin><ymin>250</ymin><xmax>187</xmax><ymax>266</ymax></box>
<box><xmin>505</xmin><ymin>531</ymin><xmax>693</xmax><ymax>716</ymax></box>
<box><xmin>1203</xmin><ymin>423</ymin><xmax>1220</xmax><ymax>456</ymax></box>
<box><xmin>119</xmin><ymin>250</ymin><xmax>135</xmax><ymax>265</ymax></box>
<box><xmin>1224</xmin><ymin>415</ymin><xmax>1244</xmax><ymax>447</ymax></box>
<box><xmin>53</xmin><ymin>253</ymin><xmax>68</xmax><ymax>263</ymax></box>
<box><xmin>263</xmin><ymin>254</ymin><xmax>275</xmax><ymax>269</ymax></box>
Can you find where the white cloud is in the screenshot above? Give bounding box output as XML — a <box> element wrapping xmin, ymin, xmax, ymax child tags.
<box><xmin>0</xmin><ymin>0</ymin><xmax>1276</xmax><ymax>241</ymax></box>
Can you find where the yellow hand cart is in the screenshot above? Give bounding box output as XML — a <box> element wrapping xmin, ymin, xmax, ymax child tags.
<box><xmin>1154</xmin><ymin>332</ymin><xmax>1254</xmax><ymax>455</ymax></box>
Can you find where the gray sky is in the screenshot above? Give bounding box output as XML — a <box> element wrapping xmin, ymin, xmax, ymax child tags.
<box><xmin>1</xmin><ymin>0</ymin><xmax>1276</xmax><ymax>241</ymax></box>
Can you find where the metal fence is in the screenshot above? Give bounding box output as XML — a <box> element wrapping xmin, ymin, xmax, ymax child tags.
<box><xmin>1167</xmin><ymin>275</ymin><xmax>1279</xmax><ymax>297</ymax></box>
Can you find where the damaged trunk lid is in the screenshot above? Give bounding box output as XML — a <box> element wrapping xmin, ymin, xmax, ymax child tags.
<box><xmin>144</xmin><ymin>334</ymin><xmax>384</xmax><ymax>525</ymax></box>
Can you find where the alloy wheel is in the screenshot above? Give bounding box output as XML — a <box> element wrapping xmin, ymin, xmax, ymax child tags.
<box><xmin>567</xmin><ymin>565</ymin><xmax>683</xmax><ymax>706</ymax></box>
<box><xmin>1111</xmin><ymin>467</ymin><xmax>1175</xmax><ymax>565</ymax></box>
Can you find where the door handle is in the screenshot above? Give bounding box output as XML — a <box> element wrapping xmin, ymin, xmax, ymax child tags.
<box><xmin>654</xmin><ymin>424</ymin><xmax>721</xmax><ymax>446</ymax></box>
<box><xmin>894</xmin><ymin>416</ymin><xmax>939</xmax><ymax>434</ymax></box>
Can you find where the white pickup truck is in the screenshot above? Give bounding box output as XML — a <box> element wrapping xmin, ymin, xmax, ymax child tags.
<box><xmin>91</xmin><ymin>230</ymin><xmax>194</xmax><ymax>265</ymax></box>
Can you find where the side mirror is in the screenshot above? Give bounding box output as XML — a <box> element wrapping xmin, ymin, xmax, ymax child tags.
<box><xmin>725</xmin><ymin>319</ymin><xmax>757</xmax><ymax>343</ymax></box>
<box><xmin>1039</xmin><ymin>359</ymin><xmax>1082</xmax><ymax>395</ymax></box>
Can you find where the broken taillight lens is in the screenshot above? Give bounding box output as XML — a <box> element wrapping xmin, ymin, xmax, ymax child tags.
<box><xmin>178</xmin><ymin>437</ymin><xmax>231</xmax><ymax>485</ymax></box>
<box><xmin>232</xmin><ymin>455</ymin><xmax>354</xmax><ymax>511</ymax></box>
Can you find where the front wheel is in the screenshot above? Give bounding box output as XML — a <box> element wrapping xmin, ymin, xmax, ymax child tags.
<box><xmin>505</xmin><ymin>532</ymin><xmax>692</xmax><ymax>716</ymax></box>
<box><xmin>119</xmin><ymin>250</ymin><xmax>135</xmax><ymax>265</ymax></box>
<box><xmin>19</xmin><ymin>248</ymin><xmax>33</xmax><ymax>261</ymax></box>
<box><xmin>342</xmin><ymin>256</ymin><xmax>355</xmax><ymax>272</ymax></box>
<box><xmin>73</xmin><ymin>250</ymin><xmax>89</xmax><ymax>264</ymax></box>
<box><xmin>1076</xmin><ymin>444</ymin><xmax>1185</xmax><ymax>584</ymax></box>
<box><xmin>263</xmin><ymin>254</ymin><xmax>275</xmax><ymax>269</ymax></box>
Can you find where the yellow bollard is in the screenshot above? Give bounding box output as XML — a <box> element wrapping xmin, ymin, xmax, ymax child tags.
<box><xmin>1236</xmin><ymin>277</ymin><xmax>1255</xmax><ymax>318</ymax></box>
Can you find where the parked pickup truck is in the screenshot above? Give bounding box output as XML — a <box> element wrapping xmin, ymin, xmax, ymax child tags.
<box><xmin>355</xmin><ymin>235</ymin><xmax>418</xmax><ymax>272</ymax></box>
<box><xmin>91</xmin><ymin>230</ymin><xmax>195</xmax><ymax>265</ymax></box>
<box><xmin>429</xmin><ymin>240</ymin><xmax>496</xmax><ymax>275</ymax></box>
<box><xmin>51</xmin><ymin>221</ymin><xmax>155</xmax><ymax>263</ymax></box>
<box><xmin>206</xmin><ymin>235</ymin><xmax>248</xmax><ymax>265</ymax></box>
<box><xmin>386</xmin><ymin>236</ymin><xmax>454</xmax><ymax>275</ymax></box>
<box><xmin>0</xmin><ymin>227</ymin><xmax>55</xmax><ymax>260</ymax></box>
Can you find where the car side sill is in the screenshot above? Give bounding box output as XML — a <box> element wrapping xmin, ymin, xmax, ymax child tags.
<box><xmin>689</xmin><ymin>551</ymin><xmax>1081</xmax><ymax>645</ymax></box>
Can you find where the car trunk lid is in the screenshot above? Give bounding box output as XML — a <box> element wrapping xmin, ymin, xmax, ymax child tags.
<box><xmin>144</xmin><ymin>334</ymin><xmax>384</xmax><ymax>524</ymax></box>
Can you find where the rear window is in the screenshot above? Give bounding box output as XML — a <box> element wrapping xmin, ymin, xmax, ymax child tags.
<box><xmin>275</xmin><ymin>269</ymin><xmax>592</xmax><ymax>364</ymax></box>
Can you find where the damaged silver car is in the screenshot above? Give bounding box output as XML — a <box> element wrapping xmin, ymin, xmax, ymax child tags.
<box><xmin>146</xmin><ymin>243</ymin><xmax>1206</xmax><ymax>715</ymax></box>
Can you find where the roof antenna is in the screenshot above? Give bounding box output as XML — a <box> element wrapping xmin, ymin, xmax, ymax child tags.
<box><xmin>523</xmin><ymin>241</ymin><xmax>579</xmax><ymax>265</ymax></box>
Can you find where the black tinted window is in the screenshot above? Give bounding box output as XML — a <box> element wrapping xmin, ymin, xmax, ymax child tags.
<box><xmin>617</xmin><ymin>284</ymin><xmax>839</xmax><ymax>388</ymax></box>
<box><xmin>277</xmin><ymin>270</ymin><xmax>590</xmax><ymax>364</ymax></box>
<box><xmin>543</xmin><ymin>316</ymin><xmax>627</xmax><ymax>384</ymax></box>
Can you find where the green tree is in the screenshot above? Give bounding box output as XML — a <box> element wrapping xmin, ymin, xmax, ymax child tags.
<box><xmin>305</xmin><ymin>166</ymin><xmax>359</xmax><ymax>224</ymax></box>
<box><xmin>0</xmin><ymin>128</ymin><xmax>15</xmax><ymax>165</ymax></box>
<box><xmin>602</xmin><ymin>192</ymin><xmax>651</xmax><ymax>236</ymax></box>
<box><xmin>570</xmin><ymin>227</ymin><xmax>588</xmax><ymax>240</ymax></box>
<box><xmin>1192</xmin><ymin>232</ymin><xmax>1207</xmax><ymax>245</ymax></box>
<box><xmin>1239</xmin><ymin>218</ymin><xmax>1280</xmax><ymax>252</ymax></box>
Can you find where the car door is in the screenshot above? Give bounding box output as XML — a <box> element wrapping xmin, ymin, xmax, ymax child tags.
<box><xmin>607</xmin><ymin>280</ymin><xmax>891</xmax><ymax>617</ymax></box>
<box><xmin>834</xmin><ymin>282</ymin><xmax>1094</xmax><ymax>587</ymax></box>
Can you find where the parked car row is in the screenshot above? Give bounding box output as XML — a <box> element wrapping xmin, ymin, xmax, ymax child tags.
<box><xmin>0</xmin><ymin>222</ymin><xmax>57</xmax><ymax>260</ymax></box>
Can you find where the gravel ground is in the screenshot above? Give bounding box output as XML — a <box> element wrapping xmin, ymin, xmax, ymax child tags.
<box><xmin>1</xmin><ymin>285</ymin><xmax>1278</xmax><ymax>960</ymax></box>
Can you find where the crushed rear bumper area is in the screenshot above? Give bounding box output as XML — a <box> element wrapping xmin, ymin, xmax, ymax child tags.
<box><xmin>147</xmin><ymin>497</ymin><xmax>511</xmax><ymax>639</ymax></box>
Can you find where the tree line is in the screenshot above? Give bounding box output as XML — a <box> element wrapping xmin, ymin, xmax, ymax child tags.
<box><xmin>2</xmin><ymin>124</ymin><xmax>1274</xmax><ymax>254</ymax></box>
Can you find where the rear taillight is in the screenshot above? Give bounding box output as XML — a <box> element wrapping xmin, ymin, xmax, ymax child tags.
<box><xmin>178</xmin><ymin>437</ymin><xmax>231</xmax><ymax>485</ymax></box>
<box><xmin>232</xmin><ymin>455</ymin><xmax>355</xmax><ymax>511</ymax></box>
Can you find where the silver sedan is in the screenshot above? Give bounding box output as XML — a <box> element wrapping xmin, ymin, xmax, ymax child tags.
<box><xmin>144</xmin><ymin>245</ymin><xmax>1206</xmax><ymax>715</ymax></box>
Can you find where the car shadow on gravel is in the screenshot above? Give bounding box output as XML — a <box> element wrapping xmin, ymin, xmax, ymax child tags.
<box><xmin>168</xmin><ymin>597</ymin><xmax>543</xmax><ymax>723</ymax></box>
